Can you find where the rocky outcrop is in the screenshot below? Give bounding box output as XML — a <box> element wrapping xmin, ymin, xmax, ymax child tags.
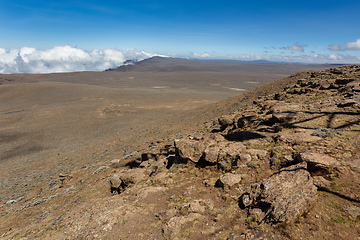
<box><xmin>100</xmin><ymin>65</ymin><xmax>359</xmax><ymax>239</ymax></box>
<box><xmin>174</xmin><ymin>133</ymin><xmax>247</xmax><ymax>170</ymax></box>
<box><xmin>240</xmin><ymin>162</ymin><xmax>317</xmax><ymax>224</ymax></box>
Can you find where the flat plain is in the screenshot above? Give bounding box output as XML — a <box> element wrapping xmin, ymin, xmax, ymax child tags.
<box><xmin>0</xmin><ymin>58</ymin><xmax>332</xmax><ymax>202</ymax></box>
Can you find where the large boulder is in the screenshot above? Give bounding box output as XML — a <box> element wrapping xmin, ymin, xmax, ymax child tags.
<box><xmin>174</xmin><ymin>138</ymin><xmax>207</xmax><ymax>163</ymax></box>
<box><xmin>240</xmin><ymin>162</ymin><xmax>317</xmax><ymax>224</ymax></box>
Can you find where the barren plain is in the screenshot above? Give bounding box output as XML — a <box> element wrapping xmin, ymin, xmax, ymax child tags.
<box><xmin>0</xmin><ymin>57</ymin><xmax>342</xmax><ymax>239</ymax></box>
<box><xmin>0</xmin><ymin>58</ymin><xmax>330</xmax><ymax>201</ymax></box>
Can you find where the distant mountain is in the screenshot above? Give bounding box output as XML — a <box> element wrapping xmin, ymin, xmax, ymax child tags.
<box><xmin>105</xmin><ymin>56</ymin><xmax>204</xmax><ymax>72</ymax></box>
<box><xmin>105</xmin><ymin>56</ymin><xmax>335</xmax><ymax>73</ymax></box>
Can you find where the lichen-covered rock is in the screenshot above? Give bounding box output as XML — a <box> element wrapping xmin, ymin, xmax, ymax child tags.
<box><xmin>240</xmin><ymin>162</ymin><xmax>317</xmax><ymax>224</ymax></box>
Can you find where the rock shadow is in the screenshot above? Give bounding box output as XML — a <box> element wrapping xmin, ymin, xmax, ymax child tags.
<box><xmin>223</xmin><ymin>130</ymin><xmax>265</xmax><ymax>142</ymax></box>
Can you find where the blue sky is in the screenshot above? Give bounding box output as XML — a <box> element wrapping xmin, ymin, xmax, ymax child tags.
<box><xmin>1</xmin><ymin>0</ymin><xmax>360</xmax><ymax>72</ymax></box>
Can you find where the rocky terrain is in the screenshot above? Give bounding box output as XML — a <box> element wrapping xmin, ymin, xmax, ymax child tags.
<box><xmin>1</xmin><ymin>63</ymin><xmax>359</xmax><ymax>239</ymax></box>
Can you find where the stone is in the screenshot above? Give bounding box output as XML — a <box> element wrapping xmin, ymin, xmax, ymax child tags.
<box><xmin>337</xmin><ymin>99</ymin><xmax>357</xmax><ymax>107</ymax></box>
<box><xmin>109</xmin><ymin>168</ymin><xmax>146</xmax><ymax>194</ymax></box>
<box><xmin>203</xmin><ymin>144</ymin><xmax>220</xmax><ymax>163</ymax></box>
<box><xmin>5</xmin><ymin>200</ymin><xmax>17</xmax><ymax>205</ymax></box>
<box><xmin>218</xmin><ymin>115</ymin><xmax>235</xmax><ymax>129</ymax></box>
<box><xmin>240</xmin><ymin>162</ymin><xmax>317</xmax><ymax>224</ymax></box>
<box><xmin>345</xmin><ymin>206</ymin><xmax>360</xmax><ymax>220</ymax></box>
<box><xmin>312</xmin><ymin>176</ymin><xmax>331</xmax><ymax>189</ymax></box>
<box><xmin>299</xmin><ymin>152</ymin><xmax>342</xmax><ymax>174</ymax></box>
<box><xmin>109</xmin><ymin>159</ymin><xmax>121</xmax><ymax>168</ymax></box>
<box><xmin>215</xmin><ymin>173</ymin><xmax>242</xmax><ymax>188</ymax></box>
<box><xmin>174</xmin><ymin>138</ymin><xmax>206</xmax><ymax>163</ymax></box>
<box><xmin>217</xmin><ymin>141</ymin><xmax>246</xmax><ymax>170</ymax></box>
<box><xmin>237</xmin><ymin>115</ymin><xmax>259</xmax><ymax>129</ymax></box>
<box><xmin>239</xmin><ymin>153</ymin><xmax>252</xmax><ymax>162</ymax></box>
<box><xmin>109</xmin><ymin>175</ymin><xmax>122</xmax><ymax>193</ymax></box>
<box><xmin>93</xmin><ymin>166</ymin><xmax>109</xmax><ymax>175</ymax></box>
<box><xmin>331</xmin><ymin>68</ymin><xmax>343</xmax><ymax>74</ymax></box>
<box><xmin>247</xmin><ymin>149</ymin><xmax>269</xmax><ymax>161</ymax></box>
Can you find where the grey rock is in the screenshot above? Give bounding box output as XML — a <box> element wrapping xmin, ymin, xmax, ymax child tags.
<box><xmin>345</xmin><ymin>206</ymin><xmax>360</xmax><ymax>220</ymax></box>
<box><xmin>93</xmin><ymin>166</ymin><xmax>109</xmax><ymax>175</ymax></box>
<box><xmin>5</xmin><ymin>200</ymin><xmax>16</xmax><ymax>205</ymax></box>
<box><xmin>311</xmin><ymin>128</ymin><xmax>340</xmax><ymax>138</ymax></box>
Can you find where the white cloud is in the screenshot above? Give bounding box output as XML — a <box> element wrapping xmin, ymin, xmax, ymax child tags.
<box><xmin>0</xmin><ymin>46</ymin><xmax>162</xmax><ymax>74</ymax></box>
<box><xmin>328</xmin><ymin>39</ymin><xmax>360</xmax><ymax>51</ymax></box>
<box><xmin>346</xmin><ymin>39</ymin><xmax>360</xmax><ymax>50</ymax></box>
<box><xmin>193</xmin><ymin>53</ymin><xmax>211</xmax><ymax>58</ymax></box>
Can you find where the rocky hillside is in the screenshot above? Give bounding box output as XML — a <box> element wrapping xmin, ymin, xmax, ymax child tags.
<box><xmin>1</xmin><ymin>65</ymin><xmax>359</xmax><ymax>239</ymax></box>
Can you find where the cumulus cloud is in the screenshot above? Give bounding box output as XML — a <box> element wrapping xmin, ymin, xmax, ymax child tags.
<box><xmin>280</xmin><ymin>42</ymin><xmax>307</xmax><ymax>52</ymax></box>
<box><xmin>0</xmin><ymin>46</ymin><xmax>162</xmax><ymax>74</ymax></box>
<box><xmin>328</xmin><ymin>39</ymin><xmax>360</xmax><ymax>51</ymax></box>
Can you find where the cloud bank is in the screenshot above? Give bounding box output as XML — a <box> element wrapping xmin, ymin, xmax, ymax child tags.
<box><xmin>328</xmin><ymin>39</ymin><xmax>360</xmax><ymax>51</ymax></box>
<box><xmin>1</xmin><ymin>45</ymin><xmax>359</xmax><ymax>74</ymax></box>
<box><xmin>0</xmin><ymin>46</ymin><xmax>161</xmax><ymax>74</ymax></box>
<box><xmin>186</xmin><ymin>52</ymin><xmax>360</xmax><ymax>64</ymax></box>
